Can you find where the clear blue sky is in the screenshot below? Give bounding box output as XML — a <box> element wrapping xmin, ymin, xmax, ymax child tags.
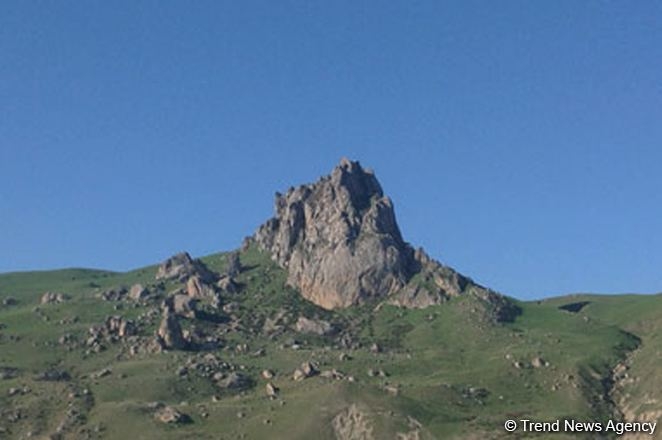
<box><xmin>1</xmin><ymin>1</ymin><xmax>661</xmax><ymax>299</ymax></box>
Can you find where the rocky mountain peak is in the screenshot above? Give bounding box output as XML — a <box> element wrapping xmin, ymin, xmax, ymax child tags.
<box><xmin>252</xmin><ymin>158</ymin><xmax>414</xmax><ymax>309</ymax></box>
<box><xmin>251</xmin><ymin>158</ymin><xmax>517</xmax><ymax>318</ymax></box>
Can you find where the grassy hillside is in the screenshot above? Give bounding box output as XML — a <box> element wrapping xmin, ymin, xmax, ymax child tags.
<box><xmin>0</xmin><ymin>248</ymin><xmax>660</xmax><ymax>439</ymax></box>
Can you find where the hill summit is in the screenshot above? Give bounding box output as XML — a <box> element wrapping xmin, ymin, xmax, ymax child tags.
<box><xmin>251</xmin><ymin>158</ymin><xmax>516</xmax><ymax>319</ymax></box>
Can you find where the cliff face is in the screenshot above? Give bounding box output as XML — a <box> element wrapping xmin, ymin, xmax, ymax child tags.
<box><xmin>252</xmin><ymin>158</ymin><xmax>516</xmax><ymax>317</ymax></box>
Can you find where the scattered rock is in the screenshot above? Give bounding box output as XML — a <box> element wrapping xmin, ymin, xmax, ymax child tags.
<box><xmin>383</xmin><ymin>385</ymin><xmax>399</xmax><ymax>396</ymax></box>
<box><xmin>265</xmin><ymin>382</ymin><xmax>278</xmax><ymax>398</ymax></box>
<box><xmin>261</xmin><ymin>369</ymin><xmax>275</xmax><ymax>380</ymax></box>
<box><xmin>40</xmin><ymin>292</ymin><xmax>68</xmax><ymax>304</ymax></box>
<box><xmin>154</xmin><ymin>405</ymin><xmax>189</xmax><ymax>424</ymax></box>
<box><xmin>295</xmin><ymin>316</ymin><xmax>336</xmax><ymax>336</ymax></box>
<box><xmin>320</xmin><ymin>369</ymin><xmax>346</xmax><ymax>380</ymax></box>
<box><xmin>293</xmin><ymin>362</ymin><xmax>318</xmax><ymax>381</ymax></box>
<box><xmin>367</xmin><ymin>368</ymin><xmax>386</xmax><ymax>377</ymax></box>
<box><xmin>292</xmin><ymin>369</ymin><xmax>306</xmax><ymax>381</ymax></box>
<box><xmin>217</xmin><ymin>372</ymin><xmax>252</xmax><ymax>391</ymax></box>
<box><xmin>531</xmin><ymin>356</ymin><xmax>548</xmax><ymax>368</ymax></box>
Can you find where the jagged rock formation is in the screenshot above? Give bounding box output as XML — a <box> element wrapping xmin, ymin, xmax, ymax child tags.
<box><xmin>186</xmin><ymin>275</ymin><xmax>216</xmax><ymax>299</ymax></box>
<box><xmin>252</xmin><ymin>158</ymin><xmax>414</xmax><ymax>309</ymax></box>
<box><xmin>251</xmin><ymin>158</ymin><xmax>517</xmax><ymax>318</ymax></box>
<box><xmin>156</xmin><ymin>252</ymin><xmax>215</xmax><ymax>283</ymax></box>
<box><xmin>157</xmin><ymin>309</ymin><xmax>187</xmax><ymax>350</ymax></box>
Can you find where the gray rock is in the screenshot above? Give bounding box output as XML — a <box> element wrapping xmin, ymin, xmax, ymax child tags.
<box><xmin>40</xmin><ymin>292</ymin><xmax>69</xmax><ymax>304</ymax></box>
<box><xmin>216</xmin><ymin>276</ymin><xmax>239</xmax><ymax>294</ymax></box>
<box><xmin>154</xmin><ymin>405</ymin><xmax>188</xmax><ymax>424</ymax></box>
<box><xmin>128</xmin><ymin>284</ymin><xmax>149</xmax><ymax>301</ymax></box>
<box><xmin>265</xmin><ymin>382</ymin><xmax>278</xmax><ymax>398</ymax></box>
<box><xmin>217</xmin><ymin>372</ymin><xmax>252</xmax><ymax>390</ymax></box>
<box><xmin>156</xmin><ymin>309</ymin><xmax>187</xmax><ymax>350</ymax></box>
<box><xmin>164</xmin><ymin>294</ymin><xmax>197</xmax><ymax>318</ymax></box>
<box><xmin>224</xmin><ymin>251</ymin><xmax>242</xmax><ymax>277</ymax></box>
<box><xmin>252</xmin><ymin>158</ymin><xmax>412</xmax><ymax>309</ymax></box>
<box><xmin>250</xmin><ymin>158</ymin><xmax>518</xmax><ymax>319</ymax></box>
<box><xmin>295</xmin><ymin>316</ymin><xmax>335</xmax><ymax>336</ymax></box>
<box><xmin>186</xmin><ymin>275</ymin><xmax>216</xmax><ymax>299</ymax></box>
<box><xmin>155</xmin><ymin>252</ymin><xmax>215</xmax><ymax>283</ymax></box>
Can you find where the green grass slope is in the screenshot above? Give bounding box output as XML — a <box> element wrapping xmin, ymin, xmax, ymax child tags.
<box><xmin>0</xmin><ymin>249</ymin><xmax>659</xmax><ymax>439</ymax></box>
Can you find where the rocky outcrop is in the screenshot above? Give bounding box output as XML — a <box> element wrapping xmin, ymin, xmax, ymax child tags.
<box><xmin>156</xmin><ymin>252</ymin><xmax>215</xmax><ymax>283</ymax></box>
<box><xmin>332</xmin><ymin>404</ymin><xmax>374</xmax><ymax>440</ymax></box>
<box><xmin>157</xmin><ymin>309</ymin><xmax>187</xmax><ymax>350</ymax></box>
<box><xmin>251</xmin><ymin>158</ymin><xmax>516</xmax><ymax>318</ymax></box>
<box><xmin>295</xmin><ymin>316</ymin><xmax>336</xmax><ymax>336</ymax></box>
<box><xmin>153</xmin><ymin>405</ymin><xmax>189</xmax><ymax>424</ymax></box>
<box><xmin>40</xmin><ymin>292</ymin><xmax>69</xmax><ymax>304</ymax></box>
<box><xmin>164</xmin><ymin>293</ymin><xmax>197</xmax><ymax>318</ymax></box>
<box><xmin>186</xmin><ymin>275</ymin><xmax>216</xmax><ymax>299</ymax></box>
<box><xmin>252</xmin><ymin>158</ymin><xmax>415</xmax><ymax>309</ymax></box>
<box><xmin>128</xmin><ymin>284</ymin><xmax>149</xmax><ymax>301</ymax></box>
<box><xmin>105</xmin><ymin>316</ymin><xmax>136</xmax><ymax>338</ymax></box>
<box><xmin>217</xmin><ymin>276</ymin><xmax>239</xmax><ymax>294</ymax></box>
<box><xmin>224</xmin><ymin>251</ymin><xmax>242</xmax><ymax>277</ymax></box>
